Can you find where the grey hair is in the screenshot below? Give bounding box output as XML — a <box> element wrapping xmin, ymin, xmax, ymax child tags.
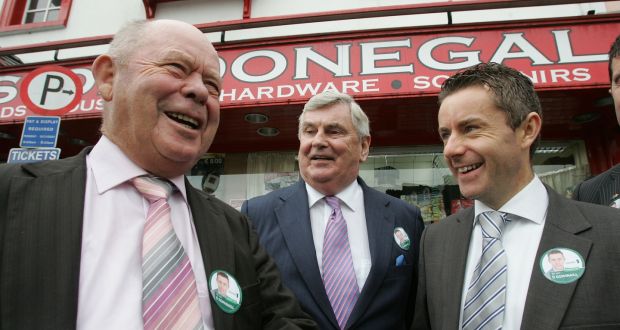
<box><xmin>298</xmin><ymin>90</ymin><xmax>370</xmax><ymax>139</ymax></box>
<box><xmin>107</xmin><ymin>20</ymin><xmax>150</xmax><ymax>65</ymax></box>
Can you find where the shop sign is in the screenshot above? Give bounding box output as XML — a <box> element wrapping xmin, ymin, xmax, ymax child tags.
<box><xmin>0</xmin><ymin>20</ymin><xmax>617</xmax><ymax>123</ymax></box>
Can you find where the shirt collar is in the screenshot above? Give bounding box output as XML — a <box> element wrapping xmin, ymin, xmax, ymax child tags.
<box><xmin>474</xmin><ymin>175</ymin><xmax>548</xmax><ymax>225</ymax></box>
<box><xmin>305</xmin><ymin>179</ymin><xmax>361</xmax><ymax>211</ymax></box>
<box><xmin>87</xmin><ymin>135</ymin><xmax>188</xmax><ymax>201</ymax></box>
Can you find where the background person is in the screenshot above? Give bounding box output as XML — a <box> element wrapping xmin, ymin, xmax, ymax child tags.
<box><xmin>0</xmin><ymin>19</ymin><xmax>315</xmax><ymax>329</ymax></box>
<box><xmin>242</xmin><ymin>90</ymin><xmax>424</xmax><ymax>330</ymax></box>
<box><xmin>573</xmin><ymin>34</ymin><xmax>620</xmax><ymax>207</ymax></box>
<box><xmin>413</xmin><ymin>62</ymin><xmax>620</xmax><ymax>329</ymax></box>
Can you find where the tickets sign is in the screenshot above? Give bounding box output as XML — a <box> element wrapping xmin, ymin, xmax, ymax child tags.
<box><xmin>0</xmin><ymin>19</ymin><xmax>617</xmax><ymax>123</ymax></box>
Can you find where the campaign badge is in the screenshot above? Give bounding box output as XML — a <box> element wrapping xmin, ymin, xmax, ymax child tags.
<box><xmin>209</xmin><ymin>270</ymin><xmax>242</xmax><ymax>313</ymax></box>
<box><xmin>393</xmin><ymin>227</ymin><xmax>411</xmax><ymax>250</ymax></box>
<box><xmin>540</xmin><ymin>248</ymin><xmax>585</xmax><ymax>284</ymax></box>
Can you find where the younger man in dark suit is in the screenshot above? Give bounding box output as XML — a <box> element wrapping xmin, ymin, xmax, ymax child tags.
<box><xmin>242</xmin><ymin>90</ymin><xmax>424</xmax><ymax>330</ymax></box>
<box><xmin>413</xmin><ymin>63</ymin><xmax>620</xmax><ymax>329</ymax></box>
<box><xmin>0</xmin><ymin>19</ymin><xmax>315</xmax><ymax>329</ymax></box>
<box><xmin>573</xmin><ymin>34</ymin><xmax>620</xmax><ymax>207</ymax></box>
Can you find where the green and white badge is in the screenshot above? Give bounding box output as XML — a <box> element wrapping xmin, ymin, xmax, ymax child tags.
<box><xmin>394</xmin><ymin>227</ymin><xmax>411</xmax><ymax>250</ymax></box>
<box><xmin>540</xmin><ymin>248</ymin><xmax>585</xmax><ymax>284</ymax></box>
<box><xmin>209</xmin><ymin>270</ymin><xmax>242</xmax><ymax>313</ymax></box>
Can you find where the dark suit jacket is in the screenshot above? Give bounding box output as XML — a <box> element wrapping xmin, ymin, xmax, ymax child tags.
<box><xmin>573</xmin><ymin>164</ymin><xmax>620</xmax><ymax>207</ymax></box>
<box><xmin>241</xmin><ymin>179</ymin><xmax>425</xmax><ymax>330</ymax></box>
<box><xmin>413</xmin><ymin>185</ymin><xmax>620</xmax><ymax>330</ymax></box>
<box><xmin>0</xmin><ymin>148</ymin><xmax>317</xmax><ymax>330</ymax></box>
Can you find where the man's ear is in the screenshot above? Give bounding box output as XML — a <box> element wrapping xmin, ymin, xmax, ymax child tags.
<box><xmin>519</xmin><ymin>112</ymin><xmax>542</xmax><ymax>150</ymax></box>
<box><xmin>92</xmin><ymin>54</ymin><xmax>116</xmax><ymax>101</ymax></box>
<box><xmin>360</xmin><ymin>135</ymin><xmax>371</xmax><ymax>162</ymax></box>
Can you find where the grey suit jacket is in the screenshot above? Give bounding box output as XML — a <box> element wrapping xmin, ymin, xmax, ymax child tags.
<box><xmin>413</xmin><ymin>185</ymin><xmax>620</xmax><ymax>330</ymax></box>
<box><xmin>0</xmin><ymin>148</ymin><xmax>316</xmax><ymax>330</ymax></box>
<box><xmin>242</xmin><ymin>179</ymin><xmax>425</xmax><ymax>330</ymax></box>
<box><xmin>573</xmin><ymin>164</ymin><xmax>620</xmax><ymax>207</ymax></box>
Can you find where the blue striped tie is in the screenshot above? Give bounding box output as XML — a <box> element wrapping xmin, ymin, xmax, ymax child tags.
<box><xmin>462</xmin><ymin>211</ymin><xmax>509</xmax><ymax>330</ymax></box>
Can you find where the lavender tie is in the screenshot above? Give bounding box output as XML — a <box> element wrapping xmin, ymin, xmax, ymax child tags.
<box><xmin>322</xmin><ymin>196</ymin><xmax>359</xmax><ymax>329</ymax></box>
<box><xmin>131</xmin><ymin>176</ymin><xmax>203</xmax><ymax>330</ymax></box>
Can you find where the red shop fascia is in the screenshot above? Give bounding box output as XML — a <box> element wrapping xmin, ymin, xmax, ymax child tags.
<box><xmin>0</xmin><ymin>14</ymin><xmax>618</xmax><ymax>174</ymax></box>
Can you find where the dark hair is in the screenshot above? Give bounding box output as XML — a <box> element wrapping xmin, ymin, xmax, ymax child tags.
<box><xmin>217</xmin><ymin>272</ymin><xmax>229</xmax><ymax>280</ymax></box>
<box><xmin>439</xmin><ymin>62</ymin><xmax>542</xmax><ymax>159</ymax></box>
<box><xmin>548</xmin><ymin>249</ymin><xmax>564</xmax><ymax>258</ymax></box>
<box><xmin>609</xmin><ymin>35</ymin><xmax>620</xmax><ymax>82</ymax></box>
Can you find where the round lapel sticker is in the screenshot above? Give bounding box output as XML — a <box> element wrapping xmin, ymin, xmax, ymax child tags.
<box><xmin>540</xmin><ymin>248</ymin><xmax>585</xmax><ymax>284</ymax></box>
<box><xmin>394</xmin><ymin>227</ymin><xmax>411</xmax><ymax>250</ymax></box>
<box><xmin>209</xmin><ymin>270</ymin><xmax>242</xmax><ymax>313</ymax></box>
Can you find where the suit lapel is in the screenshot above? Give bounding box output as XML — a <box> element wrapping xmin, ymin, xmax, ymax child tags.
<box><xmin>441</xmin><ymin>207</ymin><xmax>475</xmax><ymax>328</ymax></box>
<box><xmin>186</xmin><ymin>184</ymin><xmax>235</xmax><ymax>330</ymax></box>
<box><xmin>274</xmin><ymin>181</ymin><xmax>339</xmax><ymax>329</ymax></box>
<box><xmin>1</xmin><ymin>150</ymin><xmax>87</xmax><ymax>327</ymax></box>
<box><xmin>346</xmin><ymin>183</ymin><xmax>393</xmax><ymax>328</ymax></box>
<box><xmin>521</xmin><ymin>187</ymin><xmax>592</xmax><ymax>330</ymax></box>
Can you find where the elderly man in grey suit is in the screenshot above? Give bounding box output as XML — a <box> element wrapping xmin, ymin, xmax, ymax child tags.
<box><xmin>413</xmin><ymin>63</ymin><xmax>620</xmax><ymax>329</ymax></box>
<box><xmin>242</xmin><ymin>90</ymin><xmax>424</xmax><ymax>330</ymax></box>
<box><xmin>573</xmin><ymin>34</ymin><xmax>620</xmax><ymax>208</ymax></box>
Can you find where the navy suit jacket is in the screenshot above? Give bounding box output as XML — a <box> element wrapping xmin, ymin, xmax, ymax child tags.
<box><xmin>0</xmin><ymin>148</ymin><xmax>317</xmax><ymax>330</ymax></box>
<box><xmin>242</xmin><ymin>178</ymin><xmax>424</xmax><ymax>330</ymax></box>
<box><xmin>573</xmin><ymin>164</ymin><xmax>620</xmax><ymax>207</ymax></box>
<box><xmin>413</xmin><ymin>185</ymin><xmax>620</xmax><ymax>329</ymax></box>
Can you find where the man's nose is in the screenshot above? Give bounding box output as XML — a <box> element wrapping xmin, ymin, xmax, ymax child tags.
<box><xmin>443</xmin><ymin>133</ymin><xmax>464</xmax><ymax>158</ymax></box>
<box><xmin>311</xmin><ymin>129</ymin><xmax>328</xmax><ymax>147</ymax></box>
<box><xmin>181</xmin><ymin>72</ymin><xmax>209</xmax><ymax>105</ymax></box>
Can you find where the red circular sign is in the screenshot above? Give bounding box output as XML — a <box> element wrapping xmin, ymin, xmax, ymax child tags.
<box><xmin>20</xmin><ymin>65</ymin><xmax>83</xmax><ymax>116</ymax></box>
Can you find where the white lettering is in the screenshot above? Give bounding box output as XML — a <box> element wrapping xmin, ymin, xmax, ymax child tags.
<box><xmin>554</xmin><ymin>30</ymin><xmax>608</xmax><ymax>64</ymax></box>
<box><xmin>231</xmin><ymin>50</ymin><xmax>287</xmax><ymax>83</ymax></box>
<box><xmin>360</xmin><ymin>39</ymin><xmax>414</xmax><ymax>75</ymax></box>
<box><xmin>490</xmin><ymin>33</ymin><xmax>553</xmax><ymax>65</ymax></box>
<box><xmin>295</xmin><ymin>45</ymin><xmax>352</xmax><ymax>79</ymax></box>
<box><xmin>418</xmin><ymin>37</ymin><xmax>479</xmax><ymax>71</ymax></box>
<box><xmin>0</xmin><ymin>75</ymin><xmax>20</xmax><ymax>104</ymax></box>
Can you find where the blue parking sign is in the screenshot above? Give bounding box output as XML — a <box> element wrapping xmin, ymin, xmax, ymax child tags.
<box><xmin>19</xmin><ymin>116</ymin><xmax>61</xmax><ymax>148</ymax></box>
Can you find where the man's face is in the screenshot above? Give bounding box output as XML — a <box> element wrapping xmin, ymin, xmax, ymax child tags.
<box><xmin>610</xmin><ymin>56</ymin><xmax>620</xmax><ymax>126</ymax></box>
<box><xmin>99</xmin><ymin>20</ymin><xmax>222</xmax><ymax>178</ymax></box>
<box><xmin>395</xmin><ymin>230</ymin><xmax>405</xmax><ymax>242</ymax></box>
<box><xmin>549</xmin><ymin>253</ymin><xmax>565</xmax><ymax>271</ymax></box>
<box><xmin>216</xmin><ymin>274</ymin><xmax>229</xmax><ymax>295</ymax></box>
<box><xmin>438</xmin><ymin>85</ymin><xmax>537</xmax><ymax>209</ymax></box>
<box><xmin>298</xmin><ymin>103</ymin><xmax>370</xmax><ymax>196</ymax></box>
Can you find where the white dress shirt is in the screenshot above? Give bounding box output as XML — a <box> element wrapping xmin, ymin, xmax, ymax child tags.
<box><xmin>76</xmin><ymin>136</ymin><xmax>214</xmax><ymax>329</ymax></box>
<box><xmin>306</xmin><ymin>181</ymin><xmax>372</xmax><ymax>291</ymax></box>
<box><xmin>459</xmin><ymin>176</ymin><xmax>549</xmax><ymax>330</ymax></box>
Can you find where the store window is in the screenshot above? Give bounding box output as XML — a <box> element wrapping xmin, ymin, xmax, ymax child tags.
<box><xmin>0</xmin><ymin>0</ymin><xmax>72</xmax><ymax>34</ymax></box>
<box><xmin>188</xmin><ymin>140</ymin><xmax>589</xmax><ymax>221</ymax></box>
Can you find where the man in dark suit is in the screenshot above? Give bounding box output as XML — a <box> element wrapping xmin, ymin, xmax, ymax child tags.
<box><xmin>0</xmin><ymin>19</ymin><xmax>316</xmax><ymax>329</ymax></box>
<box><xmin>573</xmin><ymin>34</ymin><xmax>620</xmax><ymax>208</ymax></box>
<box><xmin>242</xmin><ymin>91</ymin><xmax>424</xmax><ymax>330</ymax></box>
<box><xmin>413</xmin><ymin>63</ymin><xmax>620</xmax><ymax>329</ymax></box>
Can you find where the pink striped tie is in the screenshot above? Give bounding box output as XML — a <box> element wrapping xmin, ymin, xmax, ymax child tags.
<box><xmin>131</xmin><ymin>176</ymin><xmax>203</xmax><ymax>330</ymax></box>
<box><xmin>322</xmin><ymin>196</ymin><xmax>359</xmax><ymax>329</ymax></box>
